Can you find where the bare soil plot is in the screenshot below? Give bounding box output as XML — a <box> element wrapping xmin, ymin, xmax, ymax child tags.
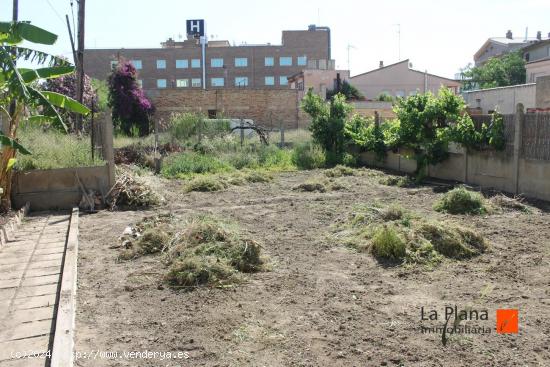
<box><xmin>75</xmin><ymin>169</ymin><xmax>550</xmax><ymax>367</ymax></box>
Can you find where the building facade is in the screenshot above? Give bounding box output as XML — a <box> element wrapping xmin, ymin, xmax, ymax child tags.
<box><xmin>474</xmin><ymin>30</ymin><xmax>550</xmax><ymax>66</ymax></box>
<box><xmin>84</xmin><ymin>23</ymin><xmax>331</xmax><ymax>91</ymax></box>
<box><xmin>349</xmin><ymin>59</ymin><xmax>460</xmax><ymax>100</ymax></box>
<box><xmin>522</xmin><ymin>39</ymin><xmax>550</xmax><ymax>83</ymax></box>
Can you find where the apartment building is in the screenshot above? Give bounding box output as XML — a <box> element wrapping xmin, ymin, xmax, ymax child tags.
<box><xmin>84</xmin><ymin>22</ymin><xmax>331</xmax><ymax>90</ymax></box>
<box><xmin>474</xmin><ymin>30</ymin><xmax>549</xmax><ymax>66</ymax></box>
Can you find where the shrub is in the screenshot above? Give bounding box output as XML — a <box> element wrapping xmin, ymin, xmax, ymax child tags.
<box><xmin>162</xmin><ymin>152</ymin><xmax>232</xmax><ymax>177</ymax></box>
<box><xmin>434</xmin><ymin>186</ymin><xmax>487</xmax><ymax>214</ymax></box>
<box><xmin>378</xmin><ymin>175</ymin><xmax>415</xmax><ymax>188</ymax></box>
<box><xmin>108</xmin><ymin>60</ymin><xmax>154</xmax><ymax>136</ymax></box>
<box><xmin>169</xmin><ymin>113</ymin><xmax>202</xmax><ymax>140</ymax></box>
<box><xmin>291</xmin><ymin>142</ymin><xmax>326</xmax><ymax>169</ymax></box>
<box><xmin>370</xmin><ymin>225</ymin><xmax>406</xmax><ymax>261</ymax></box>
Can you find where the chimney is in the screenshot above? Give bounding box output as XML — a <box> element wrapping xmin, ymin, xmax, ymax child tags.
<box><xmin>537</xmin><ymin>31</ymin><xmax>542</xmax><ymax>40</ymax></box>
<box><xmin>506</xmin><ymin>30</ymin><xmax>513</xmax><ymax>39</ymax></box>
<box><xmin>379</xmin><ymin>60</ymin><xmax>384</xmax><ymax>68</ymax></box>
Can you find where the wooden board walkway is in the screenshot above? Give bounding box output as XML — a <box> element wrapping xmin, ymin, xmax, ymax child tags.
<box><xmin>0</xmin><ymin>212</ymin><xmax>71</xmax><ymax>367</ymax></box>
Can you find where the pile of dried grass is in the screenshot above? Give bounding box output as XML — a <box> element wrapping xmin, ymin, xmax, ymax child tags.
<box><xmin>106</xmin><ymin>167</ymin><xmax>160</xmax><ymax>210</ymax></box>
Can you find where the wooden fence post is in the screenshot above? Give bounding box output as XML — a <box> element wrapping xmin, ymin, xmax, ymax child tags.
<box><xmin>512</xmin><ymin>103</ymin><xmax>524</xmax><ymax>194</ymax></box>
<box><xmin>102</xmin><ymin>111</ymin><xmax>115</xmax><ymax>188</ymax></box>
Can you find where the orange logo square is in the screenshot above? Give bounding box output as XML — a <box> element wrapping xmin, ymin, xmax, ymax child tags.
<box><xmin>496</xmin><ymin>309</ymin><xmax>518</xmax><ymax>334</ymax></box>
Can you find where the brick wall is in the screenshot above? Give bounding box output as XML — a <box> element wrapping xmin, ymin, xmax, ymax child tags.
<box><xmin>147</xmin><ymin>88</ymin><xmax>311</xmax><ymax>130</ymax></box>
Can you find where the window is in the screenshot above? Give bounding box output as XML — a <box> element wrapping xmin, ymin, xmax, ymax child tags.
<box><xmin>191</xmin><ymin>78</ymin><xmax>202</xmax><ymax>87</ymax></box>
<box><xmin>157</xmin><ymin>59</ymin><xmax>166</xmax><ymax>69</ymax></box>
<box><xmin>176</xmin><ymin>79</ymin><xmax>189</xmax><ymax>88</ymax></box>
<box><xmin>208</xmin><ymin>109</ymin><xmax>217</xmax><ymax>119</ymax></box>
<box><xmin>137</xmin><ymin>79</ymin><xmax>143</xmax><ymax>88</ymax></box>
<box><xmin>297</xmin><ymin>56</ymin><xmax>307</xmax><ymax>66</ymax></box>
<box><xmin>176</xmin><ymin>59</ymin><xmax>188</xmax><ymax>68</ymax></box>
<box><xmin>211</xmin><ymin>77</ymin><xmax>224</xmax><ymax>87</ymax></box>
<box><xmin>130</xmin><ymin>60</ymin><xmax>142</xmax><ymax>69</ymax></box>
<box><xmin>264</xmin><ymin>76</ymin><xmax>275</xmax><ymax>86</ymax></box>
<box><xmin>264</xmin><ymin>57</ymin><xmax>274</xmax><ymax>66</ymax></box>
<box><xmin>235</xmin><ymin>58</ymin><xmax>248</xmax><ymax>67</ymax></box>
<box><xmin>191</xmin><ymin>59</ymin><xmax>201</xmax><ymax>68</ymax></box>
<box><xmin>110</xmin><ymin>60</ymin><xmax>118</xmax><ymax>70</ymax></box>
<box><xmin>235</xmin><ymin>77</ymin><xmax>248</xmax><ymax>86</ymax></box>
<box><xmin>211</xmin><ymin>58</ymin><xmax>224</xmax><ymax>68</ymax></box>
<box><xmin>279</xmin><ymin>57</ymin><xmax>292</xmax><ymax>66</ymax></box>
<box><xmin>297</xmin><ymin>81</ymin><xmax>304</xmax><ymax>91</ymax></box>
<box><xmin>279</xmin><ymin>76</ymin><xmax>288</xmax><ymax>85</ymax></box>
<box><xmin>157</xmin><ymin>79</ymin><xmax>167</xmax><ymax>88</ymax></box>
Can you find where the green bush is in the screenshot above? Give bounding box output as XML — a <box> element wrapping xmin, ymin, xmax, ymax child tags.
<box><xmin>370</xmin><ymin>225</ymin><xmax>406</xmax><ymax>261</ymax></box>
<box><xmin>291</xmin><ymin>142</ymin><xmax>326</xmax><ymax>169</ymax></box>
<box><xmin>168</xmin><ymin>113</ymin><xmax>230</xmax><ymax>141</ymax></box>
<box><xmin>434</xmin><ymin>186</ymin><xmax>487</xmax><ymax>214</ymax></box>
<box><xmin>162</xmin><ymin>152</ymin><xmax>231</xmax><ymax>177</ymax></box>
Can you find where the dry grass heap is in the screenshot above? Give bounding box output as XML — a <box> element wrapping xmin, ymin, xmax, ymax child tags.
<box><xmin>341</xmin><ymin>203</ymin><xmax>488</xmax><ymax>266</ymax></box>
<box><xmin>107</xmin><ymin>166</ymin><xmax>160</xmax><ymax>210</ymax></box>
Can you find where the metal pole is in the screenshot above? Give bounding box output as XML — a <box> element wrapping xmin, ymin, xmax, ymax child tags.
<box><xmin>201</xmin><ymin>35</ymin><xmax>206</xmax><ymax>89</ymax></box>
<box><xmin>75</xmin><ymin>0</ymin><xmax>86</xmax><ymax>132</ymax></box>
<box><xmin>66</xmin><ymin>14</ymin><xmax>77</xmax><ymax>65</ymax></box>
<box><xmin>90</xmin><ymin>95</ymin><xmax>94</xmax><ymax>160</ymax></box>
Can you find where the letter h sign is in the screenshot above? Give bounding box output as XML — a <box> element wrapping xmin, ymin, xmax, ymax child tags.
<box><xmin>186</xmin><ymin>19</ymin><xmax>205</xmax><ymax>38</ymax></box>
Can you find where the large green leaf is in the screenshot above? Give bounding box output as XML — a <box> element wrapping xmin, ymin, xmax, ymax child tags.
<box><xmin>0</xmin><ymin>133</ymin><xmax>31</xmax><ymax>155</ymax></box>
<box><xmin>27</xmin><ymin>115</ymin><xmax>56</xmax><ymax>124</ymax></box>
<box><xmin>41</xmin><ymin>91</ymin><xmax>90</xmax><ymax>115</ymax></box>
<box><xmin>16</xmin><ymin>22</ymin><xmax>57</xmax><ymax>45</ymax></box>
<box><xmin>19</xmin><ymin>66</ymin><xmax>74</xmax><ymax>83</ymax></box>
<box><xmin>28</xmin><ymin>87</ymin><xmax>68</xmax><ymax>131</ymax></box>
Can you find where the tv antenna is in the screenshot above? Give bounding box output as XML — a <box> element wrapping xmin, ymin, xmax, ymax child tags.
<box><xmin>347</xmin><ymin>44</ymin><xmax>356</xmax><ymax>72</ymax></box>
<box><xmin>393</xmin><ymin>23</ymin><xmax>401</xmax><ymax>60</ymax></box>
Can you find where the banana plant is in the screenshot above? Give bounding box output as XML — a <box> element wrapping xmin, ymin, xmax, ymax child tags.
<box><xmin>0</xmin><ymin>21</ymin><xmax>90</xmax><ymax>210</ymax></box>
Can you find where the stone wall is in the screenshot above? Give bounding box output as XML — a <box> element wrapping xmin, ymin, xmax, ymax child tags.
<box><xmin>147</xmin><ymin>88</ymin><xmax>310</xmax><ymax>130</ymax></box>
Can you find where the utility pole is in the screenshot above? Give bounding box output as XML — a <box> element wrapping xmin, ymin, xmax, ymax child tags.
<box><xmin>65</xmin><ymin>15</ymin><xmax>77</xmax><ymax>65</ymax></box>
<box><xmin>75</xmin><ymin>0</ymin><xmax>86</xmax><ymax>132</ymax></box>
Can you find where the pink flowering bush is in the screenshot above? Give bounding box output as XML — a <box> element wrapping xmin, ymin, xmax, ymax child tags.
<box><xmin>108</xmin><ymin>60</ymin><xmax>154</xmax><ymax>136</ymax></box>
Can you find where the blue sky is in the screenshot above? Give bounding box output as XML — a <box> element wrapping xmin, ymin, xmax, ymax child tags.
<box><xmin>2</xmin><ymin>0</ymin><xmax>550</xmax><ymax>78</ymax></box>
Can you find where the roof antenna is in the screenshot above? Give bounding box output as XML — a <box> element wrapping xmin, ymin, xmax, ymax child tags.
<box><xmin>317</xmin><ymin>8</ymin><xmax>320</xmax><ymax>25</ymax></box>
<box><xmin>525</xmin><ymin>27</ymin><xmax>528</xmax><ymax>41</ymax></box>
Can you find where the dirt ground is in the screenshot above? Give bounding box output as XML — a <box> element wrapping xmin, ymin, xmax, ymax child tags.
<box><xmin>75</xmin><ymin>168</ymin><xmax>550</xmax><ymax>367</ymax></box>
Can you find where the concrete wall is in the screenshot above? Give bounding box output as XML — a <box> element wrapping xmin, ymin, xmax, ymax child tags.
<box><xmin>148</xmin><ymin>88</ymin><xmax>308</xmax><ymax>129</ymax></box>
<box><xmin>351</xmin><ymin>101</ymin><xmax>395</xmax><ymax>119</ymax></box>
<box><xmin>12</xmin><ymin>165</ymin><xmax>111</xmax><ymax>211</ymax></box>
<box><xmin>462</xmin><ymin>84</ymin><xmax>536</xmax><ymax>114</ymax></box>
<box><xmin>350</xmin><ymin>60</ymin><xmax>461</xmax><ymax>100</ymax></box>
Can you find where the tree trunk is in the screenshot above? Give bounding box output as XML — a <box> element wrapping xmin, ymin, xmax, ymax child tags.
<box><xmin>0</xmin><ymin>103</ymin><xmax>22</xmax><ymax>212</ymax></box>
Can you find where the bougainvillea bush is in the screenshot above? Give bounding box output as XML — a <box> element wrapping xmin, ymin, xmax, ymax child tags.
<box><xmin>108</xmin><ymin>61</ymin><xmax>155</xmax><ymax>136</ymax></box>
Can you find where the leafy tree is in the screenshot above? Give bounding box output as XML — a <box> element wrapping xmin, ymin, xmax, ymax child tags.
<box><xmin>376</xmin><ymin>93</ymin><xmax>394</xmax><ymax>102</ymax></box>
<box><xmin>344</xmin><ymin>114</ymin><xmax>386</xmax><ymax>161</ymax></box>
<box><xmin>108</xmin><ymin>60</ymin><xmax>154</xmax><ymax>136</ymax></box>
<box><xmin>461</xmin><ymin>51</ymin><xmax>526</xmax><ymax>90</ymax></box>
<box><xmin>326</xmin><ymin>80</ymin><xmax>364</xmax><ymax>101</ymax></box>
<box><xmin>0</xmin><ymin>21</ymin><xmax>89</xmax><ymax>210</ymax></box>
<box><xmin>302</xmin><ymin>90</ymin><xmax>352</xmax><ymax>164</ymax></box>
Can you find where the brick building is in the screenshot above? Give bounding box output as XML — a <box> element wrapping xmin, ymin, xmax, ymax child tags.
<box><xmin>84</xmin><ymin>23</ymin><xmax>331</xmax><ymax>91</ymax></box>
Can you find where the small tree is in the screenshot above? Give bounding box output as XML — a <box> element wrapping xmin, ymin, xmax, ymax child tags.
<box><xmin>302</xmin><ymin>90</ymin><xmax>352</xmax><ymax>164</ymax></box>
<box><xmin>108</xmin><ymin>60</ymin><xmax>154</xmax><ymax>136</ymax></box>
<box><xmin>0</xmin><ymin>21</ymin><xmax>89</xmax><ymax>210</ymax></box>
<box><xmin>461</xmin><ymin>51</ymin><xmax>526</xmax><ymax>91</ymax></box>
<box><xmin>326</xmin><ymin>80</ymin><xmax>364</xmax><ymax>101</ymax></box>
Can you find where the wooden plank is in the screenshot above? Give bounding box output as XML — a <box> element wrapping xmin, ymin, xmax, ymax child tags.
<box><xmin>21</xmin><ymin>275</ymin><xmax>60</xmax><ymax>287</ymax></box>
<box><xmin>27</xmin><ymin>260</ymin><xmax>62</xmax><ymax>270</ymax></box>
<box><xmin>25</xmin><ymin>267</ymin><xmax>61</xmax><ymax>278</ymax></box>
<box><xmin>0</xmin><ymin>356</ymin><xmax>47</xmax><ymax>367</ymax></box>
<box><xmin>13</xmin><ymin>294</ymin><xmax>56</xmax><ymax>310</ymax></box>
<box><xmin>0</xmin><ymin>319</ymin><xmax>52</xmax><ymax>341</ymax></box>
<box><xmin>50</xmin><ymin>208</ymin><xmax>78</xmax><ymax>367</ymax></box>
<box><xmin>16</xmin><ymin>284</ymin><xmax>58</xmax><ymax>298</ymax></box>
<box><xmin>0</xmin><ymin>336</ymin><xmax>50</xmax><ymax>361</ymax></box>
<box><xmin>11</xmin><ymin>306</ymin><xmax>55</xmax><ymax>324</ymax></box>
